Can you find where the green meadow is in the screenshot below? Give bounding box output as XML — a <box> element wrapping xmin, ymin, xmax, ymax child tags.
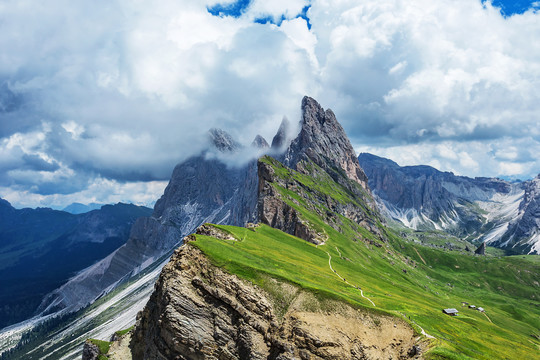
<box><xmin>192</xmin><ymin>157</ymin><xmax>540</xmax><ymax>360</ymax></box>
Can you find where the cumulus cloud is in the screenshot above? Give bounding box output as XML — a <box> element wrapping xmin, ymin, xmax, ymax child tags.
<box><xmin>356</xmin><ymin>136</ymin><xmax>540</xmax><ymax>179</ymax></box>
<box><xmin>0</xmin><ymin>0</ymin><xmax>539</xmax><ymax>208</ymax></box>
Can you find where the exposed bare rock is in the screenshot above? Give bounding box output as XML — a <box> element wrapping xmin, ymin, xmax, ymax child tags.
<box><xmin>475</xmin><ymin>242</ymin><xmax>486</xmax><ymax>255</ymax></box>
<box><xmin>257</xmin><ymin>158</ymin><xmax>380</xmax><ymax>243</ymax></box>
<box><xmin>252</xmin><ymin>135</ymin><xmax>270</xmax><ymax>149</ymax></box>
<box><xmin>284</xmin><ymin>96</ymin><xmax>369</xmax><ymax>190</ymax></box>
<box><xmin>82</xmin><ymin>340</ymin><xmax>100</xmax><ymax>360</ymax></box>
<box><xmin>130</xmin><ymin>244</ymin><xmax>422</xmax><ymax>360</ymax></box>
<box><xmin>195</xmin><ymin>223</ymin><xmax>236</xmax><ymax>241</ymax></box>
<box><xmin>209</xmin><ymin>128</ymin><xmax>241</xmax><ymax>152</ymax></box>
<box><xmin>497</xmin><ymin>175</ymin><xmax>540</xmax><ymax>254</ymax></box>
<box><xmin>271</xmin><ymin>117</ymin><xmax>291</xmax><ymax>151</ymax></box>
<box><xmin>359</xmin><ymin>153</ymin><xmax>540</xmax><ymax>254</ymax></box>
<box><xmin>257</xmin><ymin>159</ymin><xmax>325</xmax><ymax>245</ymax></box>
<box><xmin>108</xmin><ymin>331</ymin><xmax>133</xmax><ymax>360</ymax></box>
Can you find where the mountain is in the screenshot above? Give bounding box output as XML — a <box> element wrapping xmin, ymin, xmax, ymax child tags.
<box><xmin>129</xmin><ymin>98</ymin><xmax>404</xmax><ymax>359</ymax></box>
<box><xmin>0</xmin><ymin>201</ymin><xmax>152</xmax><ymax>329</ymax></box>
<box><xmin>4</xmin><ymin>97</ymin><xmax>539</xmax><ymax>360</ymax></box>
<box><xmin>37</xmin><ymin>96</ymin><xmax>373</xmax><ymax>317</ymax></box>
<box><xmin>62</xmin><ymin>203</ymin><xmax>104</xmax><ymax>214</ymax></box>
<box><xmin>108</xmin><ymin>97</ymin><xmax>538</xmax><ymax>360</ymax></box>
<box><xmin>493</xmin><ymin>175</ymin><xmax>540</xmax><ymax>254</ymax></box>
<box><xmin>358</xmin><ymin>153</ymin><xmax>540</xmax><ymax>254</ymax></box>
<box><xmin>0</xmin><ymin>127</ymin><xmax>285</xmax><ymax>358</ymax></box>
<box><xmin>36</xmin><ymin>128</ymin><xmax>271</xmax><ymax>318</ymax></box>
<box><xmin>284</xmin><ymin>97</ymin><xmax>370</xmax><ymax>191</ymax></box>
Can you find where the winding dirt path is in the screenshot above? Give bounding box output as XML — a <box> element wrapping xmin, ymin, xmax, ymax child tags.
<box><xmin>415</xmin><ymin>324</ymin><xmax>435</xmax><ymax>339</ymax></box>
<box><xmin>324</xmin><ymin>246</ymin><xmax>436</xmax><ymax>339</ymax></box>
<box><xmin>399</xmin><ymin>313</ymin><xmax>435</xmax><ymax>339</ymax></box>
<box><xmin>325</xmin><ymin>249</ymin><xmax>376</xmax><ymax>307</ymax></box>
<box><xmin>414</xmin><ymin>248</ymin><xmax>427</xmax><ymax>265</ymax></box>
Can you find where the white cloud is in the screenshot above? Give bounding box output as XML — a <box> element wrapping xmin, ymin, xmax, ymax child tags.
<box><xmin>246</xmin><ymin>0</ymin><xmax>309</xmax><ymax>22</ymax></box>
<box><xmin>356</xmin><ymin>136</ymin><xmax>540</xmax><ymax>178</ymax></box>
<box><xmin>0</xmin><ymin>179</ymin><xmax>167</xmax><ymax>209</ymax></box>
<box><xmin>1</xmin><ymin>0</ymin><xmax>540</xmax><ymax>208</ymax></box>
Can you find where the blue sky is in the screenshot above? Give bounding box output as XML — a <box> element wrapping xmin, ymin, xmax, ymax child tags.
<box><xmin>488</xmin><ymin>0</ymin><xmax>540</xmax><ymax>15</ymax></box>
<box><xmin>0</xmin><ymin>0</ymin><xmax>539</xmax><ymax>208</ymax></box>
<box><xmin>206</xmin><ymin>0</ymin><xmax>540</xmax><ymax>18</ymax></box>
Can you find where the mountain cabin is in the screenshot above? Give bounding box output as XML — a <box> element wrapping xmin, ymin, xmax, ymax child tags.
<box><xmin>443</xmin><ymin>308</ymin><xmax>459</xmax><ymax>316</ymax></box>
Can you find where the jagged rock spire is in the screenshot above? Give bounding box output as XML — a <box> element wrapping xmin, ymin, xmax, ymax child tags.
<box><xmin>475</xmin><ymin>242</ymin><xmax>486</xmax><ymax>255</ymax></box>
<box><xmin>271</xmin><ymin>117</ymin><xmax>290</xmax><ymax>150</ymax></box>
<box><xmin>251</xmin><ymin>135</ymin><xmax>269</xmax><ymax>149</ymax></box>
<box><xmin>208</xmin><ymin>128</ymin><xmax>240</xmax><ymax>152</ymax></box>
<box><xmin>284</xmin><ymin>96</ymin><xmax>369</xmax><ymax>189</ymax></box>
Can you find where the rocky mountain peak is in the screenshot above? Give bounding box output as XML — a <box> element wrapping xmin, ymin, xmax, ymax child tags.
<box><xmin>271</xmin><ymin>117</ymin><xmax>290</xmax><ymax>150</ymax></box>
<box><xmin>251</xmin><ymin>134</ymin><xmax>269</xmax><ymax>149</ymax></box>
<box><xmin>284</xmin><ymin>96</ymin><xmax>369</xmax><ymax>189</ymax></box>
<box><xmin>208</xmin><ymin>128</ymin><xmax>240</xmax><ymax>152</ymax></box>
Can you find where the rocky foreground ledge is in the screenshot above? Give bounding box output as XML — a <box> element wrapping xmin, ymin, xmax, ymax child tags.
<box><xmin>93</xmin><ymin>239</ymin><xmax>425</xmax><ymax>360</ymax></box>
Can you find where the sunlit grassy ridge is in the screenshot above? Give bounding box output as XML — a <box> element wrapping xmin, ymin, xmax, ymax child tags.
<box><xmin>192</xmin><ymin>156</ymin><xmax>540</xmax><ymax>360</ymax></box>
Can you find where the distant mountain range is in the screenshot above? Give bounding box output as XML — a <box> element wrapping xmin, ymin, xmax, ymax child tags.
<box><xmin>0</xmin><ymin>201</ymin><xmax>152</xmax><ymax>329</ymax></box>
<box><xmin>358</xmin><ymin>153</ymin><xmax>540</xmax><ymax>254</ymax></box>
<box><xmin>62</xmin><ymin>203</ymin><xmax>104</xmax><ymax>214</ymax></box>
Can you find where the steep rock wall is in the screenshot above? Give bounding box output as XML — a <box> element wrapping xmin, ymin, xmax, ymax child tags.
<box><xmin>131</xmin><ymin>244</ymin><xmax>422</xmax><ymax>360</ymax></box>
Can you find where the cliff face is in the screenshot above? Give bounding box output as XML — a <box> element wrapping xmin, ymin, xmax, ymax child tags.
<box><xmin>38</xmin><ymin>130</ymin><xmax>262</xmax><ymax>315</ymax></box>
<box><xmin>285</xmin><ymin>97</ymin><xmax>370</xmax><ymax>192</ymax></box>
<box><xmin>131</xmin><ymin>243</ymin><xmax>421</xmax><ymax>360</ymax></box>
<box><xmin>257</xmin><ymin>159</ymin><xmax>322</xmax><ymax>245</ymax></box>
<box><xmin>358</xmin><ymin>153</ymin><xmax>540</xmax><ymax>254</ymax></box>
<box><xmin>257</xmin><ymin>157</ymin><xmax>381</xmax><ymax>244</ymax></box>
<box><xmin>495</xmin><ymin>175</ymin><xmax>540</xmax><ymax>254</ymax></box>
<box><xmin>255</xmin><ymin>97</ymin><xmax>380</xmax><ymax>243</ymax></box>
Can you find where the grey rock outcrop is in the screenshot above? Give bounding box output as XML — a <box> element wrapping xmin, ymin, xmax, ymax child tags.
<box><xmin>81</xmin><ymin>340</ymin><xmax>100</xmax><ymax>360</ymax></box>
<box><xmin>252</xmin><ymin>135</ymin><xmax>269</xmax><ymax>149</ymax></box>
<box><xmin>493</xmin><ymin>175</ymin><xmax>540</xmax><ymax>254</ymax></box>
<box><xmin>208</xmin><ymin>128</ymin><xmax>240</xmax><ymax>152</ymax></box>
<box><xmin>475</xmin><ymin>242</ymin><xmax>486</xmax><ymax>255</ymax></box>
<box><xmin>131</xmin><ymin>243</ymin><xmax>420</xmax><ymax>360</ymax></box>
<box><xmin>271</xmin><ymin>117</ymin><xmax>290</xmax><ymax>150</ymax></box>
<box><xmin>257</xmin><ymin>159</ymin><xmax>323</xmax><ymax>244</ymax></box>
<box><xmin>38</xmin><ymin>129</ymin><xmax>258</xmax><ymax>315</ymax></box>
<box><xmin>358</xmin><ymin>153</ymin><xmax>540</xmax><ymax>254</ymax></box>
<box><xmin>284</xmin><ymin>96</ymin><xmax>370</xmax><ymax>191</ymax></box>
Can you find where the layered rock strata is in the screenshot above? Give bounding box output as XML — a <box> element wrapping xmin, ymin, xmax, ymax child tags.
<box><xmin>131</xmin><ymin>244</ymin><xmax>421</xmax><ymax>360</ymax></box>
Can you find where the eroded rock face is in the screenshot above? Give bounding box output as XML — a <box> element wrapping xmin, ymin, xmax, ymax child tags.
<box><xmin>257</xmin><ymin>159</ymin><xmax>325</xmax><ymax>245</ymax></box>
<box><xmin>497</xmin><ymin>175</ymin><xmax>540</xmax><ymax>254</ymax></box>
<box><xmin>82</xmin><ymin>341</ymin><xmax>100</xmax><ymax>360</ymax></box>
<box><xmin>131</xmin><ymin>244</ymin><xmax>422</xmax><ymax>360</ymax></box>
<box><xmin>284</xmin><ymin>96</ymin><xmax>369</xmax><ymax>191</ymax></box>
<box><xmin>257</xmin><ymin>158</ymin><xmax>381</xmax><ymax>244</ymax></box>
<box><xmin>271</xmin><ymin>117</ymin><xmax>291</xmax><ymax>151</ymax></box>
<box><xmin>357</xmin><ymin>153</ymin><xmax>509</xmax><ymax>232</ymax></box>
<box><xmin>39</xmin><ymin>129</ymin><xmax>254</xmax><ymax>315</ymax></box>
<box><xmin>359</xmin><ymin>153</ymin><xmax>540</xmax><ymax>254</ymax></box>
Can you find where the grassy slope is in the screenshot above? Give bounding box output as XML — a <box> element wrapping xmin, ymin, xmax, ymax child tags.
<box><xmin>192</xmin><ymin>157</ymin><xmax>540</xmax><ymax>360</ymax></box>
